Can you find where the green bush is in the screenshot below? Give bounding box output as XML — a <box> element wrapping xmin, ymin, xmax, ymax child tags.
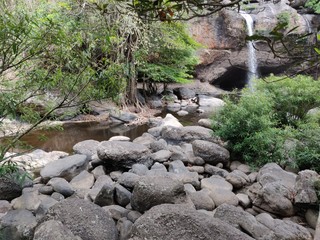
<box><xmin>212</xmin><ymin>75</ymin><xmax>320</xmax><ymax>170</ymax></box>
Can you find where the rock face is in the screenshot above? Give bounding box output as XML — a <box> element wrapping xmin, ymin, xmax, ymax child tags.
<box><xmin>130</xmin><ymin>204</ymin><xmax>254</xmax><ymax>240</ymax></box>
<box><xmin>42</xmin><ymin>198</ymin><xmax>118</xmax><ymax>240</ymax></box>
<box><xmin>189</xmin><ymin>2</ymin><xmax>316</xmax><ymax>89</ymax></box>
<box><xmin>294</xmin><ymin>170</ymin><xmax>320</xmax><ymax>204</ymax></box>
<box><xmin>131</xmin><ymin>175</ymin><xmax>188</xmax><ymax>212</ymax></box>
<box><xmin>97</xmin><ymin>141</ymin><xmax>152</xmax><ymax>169</ymax></box>
<box><xmin>40</xmin><ymin>154</ymin><xmax>89</xmax><ymax>182</ymax></box>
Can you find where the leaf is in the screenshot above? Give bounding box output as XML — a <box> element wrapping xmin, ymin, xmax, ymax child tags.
<box><xmin>314</xmin><ymin>47</ymin><xmax>320</xmax><ymax>55</ymax></box>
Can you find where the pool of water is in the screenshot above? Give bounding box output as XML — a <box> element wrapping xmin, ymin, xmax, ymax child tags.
<box><xmin>16</xmin><ymin>108</ymin><xmax>208</xmax><ymax>153</ymax></box>
<box><xmin>19</xmin><ymin>121</ymin><xmax>149</xmax><ymax>153</ymax></box>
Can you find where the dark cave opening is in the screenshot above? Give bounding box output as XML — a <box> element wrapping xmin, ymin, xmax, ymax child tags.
<box><xmin>212</xmin><ymin>65</ymin><xmax>290</xmax><ymax>91</ymax></box>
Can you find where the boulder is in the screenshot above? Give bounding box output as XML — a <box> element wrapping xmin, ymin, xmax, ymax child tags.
<box><xmin>47</xmin><ymin>178</ymin><xmax>75</xmax><ymax>197</ymax></box>
<box><xmin>117</xmin><ymin>172</ymin><xmax>141</xmax><ymax>189</ymax></box>
<box><xmin>42</xmin><ymin>198</ymin><xmax>118</xmax><ymax>240</ymax></box>
<box><xmin>226</xmin><ymin>170</ymin><xmax>250</xmax><ymax>189</ymax></box>
<box><xmin>103</xmin><ymin>205</ymin><xmax>130</xmax><ymax>221</ymax></box>
<box><xmin>160</xmin><ymin>113</ymin><xmax>183</xmax><ymax>128</ymax></box>
<box><xmin>33</xmin><ymin>220</ymin><xmax>83</xmax><ymax>240</ymax></box>
<box><xmin>70</xmin><ymin>170</ymin><xmax>95</xmax><ymax>190</ymax></box>
<box><xmin>256</xmin><ymin>212</ymin><xmax>312</xmax><ymax>240</ymax></box>
<box><xmin>72</xmin><ymin>140</ymin><xmax>99</xmax><ymax>159</ymax></box>
<box><xmin>132</xmin><ymin>133</ymin><xmax>156</xmax><ymax>147</ymax></box>
<box><xmin>97</xmin><ymin>141</ymin><xmax>152</xmax><ymax>169</ymax></box>
<box><xmin>131</xmin><ymin>175</ymin><xmax>188</xmax><ymax>212</ymax></box>
<box><xmin>129</xmin><ymin>164</ymin><xmax>149</xmax><ymax>176</ymax></box>
<box><xmin>294</xmin><ymin>170</ymin><xmax>320</xmax><ymax>204</ymax></box>
<box><xmin>188</xmin><ymin>190</ymin><xmax>215</xmax><ymax>210</ymax></box>
<box><xmin>214</xmin><ymin>204</ymin><xmax>276</xmax><ymax>239</ymax></box>
<box><xmin>161</xmin><ymin>126</ymin><xmax>216</xmax><ymax>143</ymax></box>
<box><xmin>192</xmin><ymin>140</ymin><xmax>230</xmax><ymax>166</ymax></box>
<box><xmin>118</xmin><ymin>218</ymin><xmax>133</xmax><ymax>240</ymax></box>
<box><xmin>197</xmin><ymin>95</ymin><xmax>225</xmax><ymax>110</ymax></box>
<box><xmin>129</xmin><ymin>204</ymin><xmax>254</xmax><ymax>240</ymax></box>
<box><xmin>94</xmin><ymin>182</ymin><xmax>115</xmax><ymax>207</ymax></box>
<box><xmin>0</xmin><ymin>200</ymin><xmax>12</xmax><ymax>218</ymax></box>
<box><xmin>0</xmin><ymin>209</ymin><xmax>37</xmax><ymax>240</ymax></box>
<box><xmin>204</xmin><ymin>164</ymin><xmax>229</xmax><ymax>177</ymax></box>
<box><xmin>177</xmin><ymin>110</ymin><xmax>189</xmax><ymax>116</ymax></box>
<box><xmin>0</xmin><ymin>176</ymin><xmax>22</xmax><ymax>201</ymax></box>
<box><xmin>173</xmin><ymin>87</ymin><xmax>196</xmax><ymax>100</ymax></box>
<box><xmin>115</xmin><ymin>184</ymin><xmax>132</xmax><ymax>207</ymax></box>
<box><xmin>11</xmin><ymin>190</ymin><xmax>41</xmax><ymax>212</ymax></box>
<box><xmin>40</xmin><ymin>154</ymin><xmax>89</xmax><ymax>182</ymax></box>
<box><xmin>198</xmin><ymin>118</ymin><xmax>212</xmax><ymax>128</ymax></box>
<box><xmin>150</xmin><ymin>150</ymin><xmax>172</xmax><ymax>163</ymax></box>
<box><xmin>87</xmin><ymin>175</ymin><xmax>114</xmax><ymax>202</ymax></box>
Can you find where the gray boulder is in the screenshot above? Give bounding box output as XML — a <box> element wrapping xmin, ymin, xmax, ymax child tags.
<box><xmin>294</xmin><ymin>170</ymin><xmax>320</xmax><ymax>204</ymax></box>
<box><xmin>42</xmin><ymin>198</ymin><xmax>118</xmax><ymax>240</ymax></box>
<box><xmin>11</xmin><ymin>190</ymin><xmax>41</xmax><ymax>212</ymax></box>
<box><xmin>214</xmin><ymin>204</ymin><xmax>276</xmax><ymax>239</ymax></box>
<box><xmin>161</xmin><ymin>126</ymin><xmax>216</xmax><ymax>143</ymax></box>
<box><xmin>47</xmin><ymin>178</ymin><xmax>75</xmax><ymax>197</ymax></box>
<box><xmin>256</xmin><ymin>212</ymin><xmax>312</xmax><ymax>240</ymax></box>
<box><xmin>70</xmin><ymin>170</ymin><xmax>95</xmax><ymax>190</ymax></box>
<box><xmin>87</xmin><ymin>175</ymin><xmax>113</xmax><ymax>201</ymax></box>
<box><xmin>33</xmin><ymin>220</ymin><xmax>83</xmax><ymax>240</ymax></box>
<box><xmin>173</xmin><ymin>87</ymin><xmax>196</xmax><ymax>100</ymax></box>
<box><xmin>192</xmin><ymin>140</ymin><xmax>230</xmax><ymax>166</ymax></box>
<box><xmin>97</xmin><ymin>141</ymin><xmax>152</xmax><ymax>169</ymax></box>
<box><xmin>40</xmin><ymin>154</ymin><xmax>89</xmax><ymax>182</ymax></box>
<box><xmin>94</xmin><ymin>182</ymin><xmax>115</xmax><ymax>207</ymax></box>
<box><xmin>131</xmin><ymin>175</ymin><xmax>188</xmax><ymax>212</ymax></box>
<box><xmin>129</xmin><ymin>204</ymin><xmax>254</xmax><ymax>240</ymax></box>
<box><xmin>0</xmin><ymin>209</ymin><xmax>37</xmax><ymax>240</ymax></box>
<box><xmin>72</xmin><ymin>140</ymin><xmax>99</xmax><ymax>159</ymax></box>
<box><xmin>0</xmin><ymin>176</ymin><xmax>22</xmax><ymax>201</ymax></box>
<box><xmin>188</xmin><ymin>190</ymin><xmax>215</xmax><ymax>211</ymax></box>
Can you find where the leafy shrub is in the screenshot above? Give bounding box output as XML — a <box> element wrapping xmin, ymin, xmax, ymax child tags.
<box><xmin>212</xmin><ymin>75</ymin><xmax>320</xmax><ymax>169</ymax></box>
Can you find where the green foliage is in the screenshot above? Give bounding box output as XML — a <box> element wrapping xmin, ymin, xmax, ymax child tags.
<box><xmin>212</xmin><ymin>75</ymin><xmax>320</xmax><ymax>170</ymax></box>
<box><xmin>306</xmin><ymin>0</ymin><xmax>320</xmax><ymax>13</ymax></box>
<box><xmin>136</xmin><ymin>22</ymin><xmax>199</xmax><ymax>87</ymax></box>
<box><xmin>256</xmin><ymin>75</ymin><xmax>320</xmax><ymax>127</ymax></box>
<box><xmin>276</xmin><ymin>11</ymin><xmax>290</xmax><ymax>28</ymax></box>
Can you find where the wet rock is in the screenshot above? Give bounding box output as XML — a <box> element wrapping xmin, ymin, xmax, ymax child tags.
<box><xmin>40</xmin><ymin>154</ymin><xmax>89</xmax><ymax>182</ymax></box>
<box><xmin>130</xmin><ymin>204</ymin><xmax>254</xmax><ymax>240</ymax></box>
<box><xmin>131</xmin><ymin>175</ymin><xmax>188</xmax><ymax>212</ymax></box>
<box><xmin>97</xmin><ymin>141</ymin><xmax>152</xmax><ymax>169</ymax></box>
<box><xmin>192</xmin><ymin>140</ymin><xmax>230</xmax><ymax>166</ymax></box>
<box><xmin>43</xmin><ymin>198</ymin><xmax>118</xmax><ymax>240</ymax></box>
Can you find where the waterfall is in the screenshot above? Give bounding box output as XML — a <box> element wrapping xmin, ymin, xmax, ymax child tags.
<box><xmin>241</xmin><ymin>13</ymin><xmax>258</xmax><ymax>90</ymax></box>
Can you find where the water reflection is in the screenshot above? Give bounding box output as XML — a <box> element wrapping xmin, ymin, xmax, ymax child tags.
<box><xmin>20</xmin><ymin>121</ymin><xmax>149</xmax><ymax>153</ymax></box>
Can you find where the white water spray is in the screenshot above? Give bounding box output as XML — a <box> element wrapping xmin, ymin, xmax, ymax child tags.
<box><xmin>241</xmin><ymin>13</ymin><xmax>258</xmax><ymax>90</ymax></box>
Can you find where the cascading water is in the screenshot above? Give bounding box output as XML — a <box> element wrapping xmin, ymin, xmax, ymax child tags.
<box><xmin>241</xmin><ymin>13</ymin><xmax>258</xmax><ymax>90</ymax></box>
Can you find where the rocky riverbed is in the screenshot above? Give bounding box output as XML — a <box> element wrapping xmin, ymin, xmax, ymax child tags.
<box><xmin>0</xmin><ymin>113</ymin><xmax>319</xmax><ymax>240</ymax></box>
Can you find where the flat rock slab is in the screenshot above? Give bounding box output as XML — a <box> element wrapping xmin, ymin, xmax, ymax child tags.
<box><xmin>97</xmin><ymin>141</ymin><xmax>152</xmax><ymax>169</ymax></box>
<box><xmin>129</xmin><ymin>204</ymin><xmax>254</xmax><ymax>240</ymax></box>
<box><xmin>161</xmin><ymin>126</ymin><xmax>216</xmax><ymax>143</ymax></box>
<box><xmin>40</xmin><ymin>154</ymin><xmax>88</xmax><ymax>182</ymax></box>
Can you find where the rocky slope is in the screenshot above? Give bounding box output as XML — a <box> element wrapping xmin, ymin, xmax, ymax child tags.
<box><xmin>0</xmin><ymin>113</ymin><xmax>319</xmax><ymax>240</ymax></box>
